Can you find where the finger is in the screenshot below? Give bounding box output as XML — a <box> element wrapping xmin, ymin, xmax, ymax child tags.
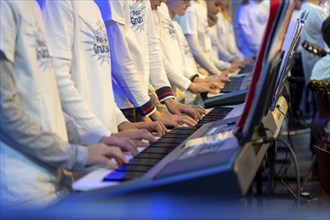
<box><xmin>136</xmin><ymin>129</ymin><xmax>158</xmax><ymax>143</ymax></box>
<box><xmin>115</xmin><ymin>138</ymin><xmax>137</xmax><ymax>150</ymax></box>
<box><xmin>105</xmin><ymin>160</ymin><xmax>119</xmax><ymax>170</ymax></box>
<box><xmin>161</xmin><ymin>117</ymin><xmax>179</xmax><ymax>128</ymax></box>
<box><xmin>213</xmin><ymin>81</ymin><xmax>224</xmax><ymax>90</ymax></box>
<box><xmin>177</xmin><ymin>115</ymin><xmax>197</xmax><ymax>127</ymax></box>
<box><xmin>221</xmin><ymin>72</ymin><xmax>229</xmax><ymax>77</ymax></box>
<box><xmin>187</xmin><ymin>109</ymin><xmax>199</xmax><ymax>121</ymax></box>
<box><xmin>209</xmin><ymin>88</ymin><xmax>219</xmax><ymax>94</ymax></box>
<box><xmin>222</xmin><ymin>77</ymin><xmax>230</xmax><ymax>83</ymax></box>
<box><xmin>121</xmin><ymin>144</ymin><xmax>139</xmax><ymax>156</ymax></box>
<box><xmin>130</xmin><ymin>129</ymin><xmax>156</xmax><ymax>142</ymax></box>
<box><xmin>193</xmin><ymin>105</ymin><xmax>207</xmax><ymax>115</ymax></box>
<box><xmin>192</xmin><ymin>107</ymin><xmax>204</xmax><ymax>120</ymax></box>
<box><xmin>156</xmin><ymin>122</ymin><xmax>167</xmax><ymax>137</ymax></box>
<box><xmin>150</xmin><ymin>121</ymin><xmax>167</xmax><ymax>137</ymax></box>
<box><xmin>107</xmin><ymin>148</ymin><xmax>128</xmax><ymax>164</ymax></box>
<box><xmin>190</xmin><ymin>108</ymin><xmax>202</xmax><ymax>120</ymax></box>
<box><xmin>190</xmin><ymin>106</ymin><xmax>203</xmax><ymax>121</ymax></box>
<box><xmin>196</xmin><ymin>110</ymin><xmax>204</xmax><ymax>120</ymax></box>
<box><xmin>169</xmin><ymin>107</ymin><xmax>181</xmax><ymax>116</ymax></box>
<box><xmin>135</xmin><ymin>140</ymin><xmax>150</xmax><ymax>148</ymax></box>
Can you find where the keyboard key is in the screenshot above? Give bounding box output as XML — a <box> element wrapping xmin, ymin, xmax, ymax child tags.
<box><xmin>103</xmin><ymin>170</ymin><xmax>144</xmax><ymax>181</ymax></box>
<box><xmin>117</xmin><ymin>164</ymin><xmax>151</xmax><ymax>172</ymax></box>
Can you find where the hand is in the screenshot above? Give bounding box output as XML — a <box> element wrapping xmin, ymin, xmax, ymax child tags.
<box><xmin>201</xmin><ymin>75</ymin><xmax>226</xmax><ymax>85</ymax></box>
<box><xmin>130</xmin><ymin>121</ymin><xmax>167</xmax><ymax>137</ymax></box>
<box><xmin>87</xmin><ymin>144</ymin><xmax>128</xmax><ymax>169</ymax></box>
<box><xmin>163</xmin><ymin>98</ymin><xmax>204</xmax><ymax>121</ymax></box>
<box><xmin>219</xmin><ymin>71</ymin><xmax>230</xmax><ymax>82</ymax></box>
<box><xmin>191</xmin><ymin>105</ymin><xmax>207</xmax><ymax>115</ymax></box>
<box><xmin>231</xmin><ymin>57</ymin><xmax>246</xmax><ymax>68</ymax></box>
<box><xmin>243</xmin><ymin>58</ymin><xmax>254</xmax><ymax>65</ymax></box>
<box><xmin>188</xmin><ymin>82</ymin><xmax>223</xmax><ymax>94</ymax></box>
<box><xmin>229</xmin><ymin>64</ymin><xmax>241</xmax><ymax>73</ymax></box>
<box><xmin>150</xmin><ymin>110</ymin><xmax>197</xmax><ymax>127</ymax></box>
<box><xmin>100</xmin><ymin>135</ymin><xmax>149</xmax><ymax>156</ymax></box>
<box><xmin>112</xmin><ymin>128</ymin><xmax>158</xmax><ymax>144</ymax></box>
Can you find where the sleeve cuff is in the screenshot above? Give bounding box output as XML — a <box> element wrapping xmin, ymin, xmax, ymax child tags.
<box><xmin>115</xmin><ymin>106</ymin><xmax>129</xmax><ymax>126</ymax></box>
<box><xmin>156</xmin><ymin>87</ymin><xmax>175</xmax><ymax>103</ymax></box>
<box><xmin>79</xmin><ymin>131</ymin><xmax>105</xmax><ymax>146</ymax></box>
<box><xmin>71</xmin><ymin>145</ymin><xmax>88</xmax><ymax>171</ymax></box>
<box><xmin>222</xmin><ymin>62</ymin><xmax>231</xmax><ymax>70</ymax></box>
<box><xmin>136</xmin><ymin>99</ymin><xmax>157</xmax><ymax>118</ymax></box>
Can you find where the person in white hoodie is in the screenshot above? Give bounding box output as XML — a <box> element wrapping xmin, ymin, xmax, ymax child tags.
<box><xmin>214</xmin><ymin>0</ymin><xmax>254</xmax><ymax>65</ymax></box>
<box><xmin>95</xmin><ymin>0</ymin><xmax>205</xmax><ymax>128</ymax></box>
<box><xmin>237</xmin><ymin>0</ymin><xmax>269</xmax><ymax>59</ymax></box>
<box><xmin>42</xmin><ymin>0</ymin><xmax>168</xmax><ymax>156</ymax></box>
<box><xmin>176</xmin><ymin>0</ymin><xmax>239</xmax><ymax>76</ymax></box>
<box><xmin>153</xmin><ymin>1</ymin><xmax>225</xmax><ymax>105</ymax></box>
<box><xmin>0</xmin><ymin>0</ymin><xmax>127</xmax><ymax>209</ymax></box>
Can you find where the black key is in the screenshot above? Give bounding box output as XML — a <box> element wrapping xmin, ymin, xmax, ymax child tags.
<box><xmin>129</xmin><ymin>158</ymin><xmax>160</xmax><ymax>166</ymax></box>
<box><xmin>163</xmin><ymin>133</ymin><xmax>192</xmax><ymax>139</ymax></box>
<box><xmin>167</xmin><ymin>129</ymin><xmax>197</xmax><ymax>135</ymax></box>
<box><xmin>151</xmin><ymin>142</ymin><xmax>178</xmax><ymax>148</ymax></box>
<box><xmin>135</xmin><ymin>152</ymin><xmax>165</xmax><ymax>159</ymax></box>
<box><xmin>143</xmin><ymin>147</ymin><xmax>174</xmax><ymax>154</ymax></box>
<box><xmin>157</xmin><ymin>137</ymin><xmax>184</xmax><ymax>144</ymax></box>
<box><xmin>201</xmin><ymin>116</ymin><xmax>225</xmax><ymax>120</ymax></box>
<box><xmin>117</xmin><ymin>164</ymin><xmax>151</xmax><ymax>172</ymax></box>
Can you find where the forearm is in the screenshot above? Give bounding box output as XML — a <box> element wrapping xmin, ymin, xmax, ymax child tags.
<box><xmin>186</xmin><ymin>35</ymin><xmax>220</xmax><ymax>75</ymax></box>
<box><xmin>52</xmin><ymin>57</ymin><xmax>111</xmax><ymax>138</ymax></box>
<box><xmin>214</xmin><ymin>37</ymin><xmax>235</xmax><ymax>62</ymax></box>
<box><xmin>163</xmin><ymin>57</ymin><xmax>191</xmax><ymax>91</ymax></box>
<box><xmin>107</xmin><ymin>21</ymin><xmax>155</xmax><ymax>117</ymax></box>
<box><xmin>64</xmin><ymin>113</ymin><xmax>106</xmax><ymax>146</ymax></box>
<box><xmin>213</xmin><ymin>57</ymin><xmax>231</xmax><ymax>70</ymax></box>
<box><xmin>147</xmin><ymin>14</ymin><xmax>174</xmax><ymax>100</ymax></box>
<box><xmin>0</xmin><ymin>55</ymin><xmax>87</xmax><ymax>171</ymax></box>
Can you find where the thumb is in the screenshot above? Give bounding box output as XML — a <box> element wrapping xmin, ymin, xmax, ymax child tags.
<box><xmin>208</xmin><ymin>87</ymin><xmax>219</xmax><ymax>94</ymax></box>
<box><xmin>104</xmin><ymin>158</ymin><xmax>119</xmax><ymax>170</ymax></box>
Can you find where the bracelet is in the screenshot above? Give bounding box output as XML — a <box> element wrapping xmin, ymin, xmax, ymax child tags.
<box><xmin>191</xmin><ymin>74</ymin><xmax>199</xmax><ymax>82</ymax></box>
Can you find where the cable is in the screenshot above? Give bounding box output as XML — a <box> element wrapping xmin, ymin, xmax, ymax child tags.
<box><xmin>276</xmin><ymin>138</ymin><xmax>301</xmax><ymax>201</ymax></box>
<box><xmin>264</xmin><ymin>141</ymin><xmax>277</xmax><ymax>194</ymax></box>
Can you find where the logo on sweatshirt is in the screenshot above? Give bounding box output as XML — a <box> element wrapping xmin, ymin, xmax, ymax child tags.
<box><xmin>182</xmin><ymin>38</ymin><xmax>193</xmax><ymax>58</ymax></box>
<box><xmin>162</xmin><ymin>17</ymin><xmax>176</xmax><ymax>39</ymax></box>
<box><xmin>27</xmin><ymin>22</ymin><xmax>52</xmax><ymax>70</ymax></box>
<box><xmin>129</xmin><ymin>0</ymin><xmax>145</xmax><ymax>31</ymax></box>
<box><xmin>256</xmin><ymin>13</ymin><xmax>268</xmax><ymax>25</ymax></box>
<box><xmin>80</xmin><ymin>18</ymin><xmax>110</xmax><ymax>64</ymax></box>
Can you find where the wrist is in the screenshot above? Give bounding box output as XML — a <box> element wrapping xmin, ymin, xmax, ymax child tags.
<box><xmin>190</xmin><ymin>74</ymin><xmax>199</xmax><ymax>82</ymax></box>
<box><xmin>99</xmin><ymin>136</ymin><xmax>108</xmax><ymax>144</ymax></box>
<box><xmin>117</xmin><ymin>121</ymin><xmax>131</xmax><ymax>131</ymax></box>
<box><xmin>163</xmin><ymin>97</ymin><xmax>175</xmax><ymax>106</ymax></box>
<box><xmin>194</xmin><ymin>77</ymin><xmax>206</xmax><ymax>83</ymax></box>
<box><xmin>188</xmin><ymin>82</ymin><xmax>197</xmax><ymax>93</ymax></box>
<box><xmin>150</xmin><ymin>110</ymin><xmax>161</xmax><ymax>121</ymax></box>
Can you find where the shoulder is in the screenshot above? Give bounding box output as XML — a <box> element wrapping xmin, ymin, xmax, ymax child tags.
<box><xmin>45</xmin><ymin>0</ymin><xmax>73</xmax><ymax>11</ymax></box>
<box><xmin>315</xmin><ymin>55</ymin><xmax>330</xmax><ymax>67</ymax></box>
<box><xmin>312</xmin><ymin>55</ymin><xmax>330</xmax><ymax>74</ymax></box>
<box><xmin>187</xmin><ymin>1</ymin><xmax>200</xmax><ymax>13</ymax></box>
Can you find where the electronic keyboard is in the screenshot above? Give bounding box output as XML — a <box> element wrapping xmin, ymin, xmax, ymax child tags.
<box><xmin>103</xmin><ymin>107</ymin><xmax>234</xmax><ymax>182</ymax></box>
<box><xmin>204</xmin><ymin>90</ymin><xmax>248</xmax><ymax>108</ymax></box>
